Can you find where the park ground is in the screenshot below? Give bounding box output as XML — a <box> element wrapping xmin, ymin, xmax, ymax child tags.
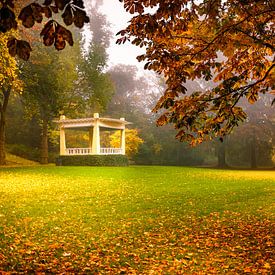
<box><xmin>0</xmin><ymin>165</ymin><xmax>274</xmax><ymax>273</ymax></box>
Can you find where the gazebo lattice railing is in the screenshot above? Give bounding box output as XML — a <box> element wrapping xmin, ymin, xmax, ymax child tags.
<box><xmin>65</xmin><ymin>147</ymin><xmax>123</xmax><ymax>155</ymax></box>
<box><xmin>54</xmin><ymin>113</ymin><xmax>131</xmax><ymax>156</ymax></box>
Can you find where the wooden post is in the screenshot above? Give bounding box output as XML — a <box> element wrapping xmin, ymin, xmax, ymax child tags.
<box><xmin>92</xmin><ymin>113</ymin><xmax>100</xmax><ymax>154</ymax></box>
<box><xmin>60</xmin><ymin>115</ymin><xmax>66</xmax><ymax>155</ymax></box>
<box><xmin>120</xmin><ymin>118</ymin><xmax>126</xmax><ymax>155</ymax></box>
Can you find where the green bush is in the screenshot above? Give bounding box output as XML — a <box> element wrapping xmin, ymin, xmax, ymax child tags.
<box><xmin>56</xmin><ymin>155</ymin><xmax>129</xmax><ymax>166</ymax></box>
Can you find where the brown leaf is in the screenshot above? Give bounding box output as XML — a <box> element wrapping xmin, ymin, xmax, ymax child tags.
<box><xmin>7</xmin><ymin>37</ymin><xmax>17</xmax><ymax>57</ymax></box>
<box><xmin>18</xmin><ymin>5</ymin><xmax>34</xmax><ymax>28</ymax></box>
<box><xmin>41</xmin><ymin>20</ymin><xmax>56</xmax><ymax>46</ymax></box>
<box><xmin>62</xmin><ymin>6</ymin><xmax>73</xmax><ymax>26</ymax></box>
<box><xmin>0</xmin><ymin>7</ymin><xmax>17</xmax><ymax>33</ymax></box>
<box><xmin>54</xmin><ymin>34</ymin><xmax>66</xmax><ymax>50</ymax></box>
<box><xmin>73</xmin><ymin>0</ymin><xmax>85</xmax><ymax>9</ymax></box>
<box><xmin>18</xmin><ymin>3</ymin><xmax>43</xmax><ymax>28</ymax></box>
<box><xmin>41</xmin><ymin>20</ymin><xmax>54</xmax><ymax>36</ymax></box>
<box><xmin>31</xmin><ymin>3</ymin><xmax>43</xmax><ymax>23</ymax></box>
<box><xmin>157</xmin><ymin>114</ymin><xmax>169</xmax><ymax>126</ymax></box>
<box><xmin>247</xmin><ymin>92</ymin><xmax>258</xmax><ymax>104</ymax></box>
<box><xmin>56</xmin><ymin>24</ymin><xmax>73</xmax><ymax>47</ymax></box>
<box><xmin>7</xmin><ymin>38</ymin><xmax>32</xmax><ymax>60</ymax></box>
<box><xmin>41</xmin><ymin>20</ymin><xmax>73</xmax><ymax>49</ymax></box>
<box><xmin>72</xmin><ymin>8</ymin><xmax>89</xmax><ymax>28</ymax></box>
<box><xmin>54</xmin><ymin>0</ymin><xmax>70</xmax><ymax>10</ymax></box>
<box><xmin>43</xmin><ymin>6</ymin><xmax>52</xmax><ymax>18</ymax></box>
<box><xmin>16</xmin><ymin>40</ymin><xmax>32</xmax><ymax>60</ymax></box>
<box><xmin>43</xmin><ymin>0</ymin><xmax>53</xmax><ymax>5</ymax></box>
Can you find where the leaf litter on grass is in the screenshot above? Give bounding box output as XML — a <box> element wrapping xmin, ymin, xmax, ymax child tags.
<box><xmin>0</xmin><ymin>166</ymin><xmax>274</xmax><ymax>273</ymax></box>
<box><xmin>0</xmin><ymin>211</ymin><xmax>274</xmax><ymax>274</ymax></box>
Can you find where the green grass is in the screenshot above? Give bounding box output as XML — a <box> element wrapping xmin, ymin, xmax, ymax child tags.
<box><xmin>0</xmin><ymin>166</ymin><xmax>274</xmax><ymax>273</ymax></box>
<box><xmin>4</xmin><ymin>153</ymin><xmax>39</xmax><ymax>166</ymax></box>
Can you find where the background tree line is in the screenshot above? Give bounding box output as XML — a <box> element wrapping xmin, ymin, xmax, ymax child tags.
<box><xmin>5</xmin><ymin>59</ymin><xmax>275</xmax><ymax>168</ymax></box>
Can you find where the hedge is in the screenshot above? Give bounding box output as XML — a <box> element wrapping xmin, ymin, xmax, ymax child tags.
<box><xmin>56</xmin><ymin>155</ymin><xmax>129</xmax><ymax>166</ymax></box>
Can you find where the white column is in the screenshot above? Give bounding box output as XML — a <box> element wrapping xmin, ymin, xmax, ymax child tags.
<box><xmin>92</xmin><ymin>113</ymin><xmax>100</xmax><ymax>154</ymax></box>
<box><xmin>89</xmin><ymin>128</ymin><xmax>93</xmax><ymax>153</ymax></box>
<box><xmin>59</xmin><ymin>115</ymin><xmax>66</xmax><ymax>155</ymax></box>
<box><xmin>120</xmin><ymin>118</ymin><xmax>126</xmax><ymax>155</ymax></box>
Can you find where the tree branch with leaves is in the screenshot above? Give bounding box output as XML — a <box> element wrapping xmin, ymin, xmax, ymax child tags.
<box><xmin>118</xmin><ymin>0</ymin><xmax>275</xmax><ymax>145</ymax></box>
<box><xmin>0</xmin><ymin>0</ymin><xmax>89</xmax><ymax>60</ymax></box>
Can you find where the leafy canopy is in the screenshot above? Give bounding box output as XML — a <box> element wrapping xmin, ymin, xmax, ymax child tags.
<box><xmin>0</xmin><ymin>33</ymin><xmax>20</xmax><ymax>89</ymax></box>
<box><xmin>110</xmin><ymin>128</ymin><xmax>144</xmax><ymax>158</ymax></box>
<box><xmin>0</xmin><ymin>32</ymin><xmax>23</xmax><ymax>165</ymax></box>
<box><xmin>118</xmin><ymin>0</ymin><xmax>275</xmax><ymax>145</ymax></box>
<box><xmin>0</xmin><ymin>32</ymin><xmax>22</xmax><ymax>102</ymax></box>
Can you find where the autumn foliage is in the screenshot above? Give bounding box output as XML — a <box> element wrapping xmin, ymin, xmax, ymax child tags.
<box><xmin>0</xmin><ymin>33</ymin><xmax>22</xmax><ymax>164</ymax></box>
<box><xmin>0</xmin><ymin>0</ymin><xmax>89</xmax><ymax>60</ymax></box>
<box><xmin>118</xmin><ymin>0</ymin><xmax>275</xmax><ymax>145</ymax></box>
<box><xmin>110</xmin><ymin>128</ymin><xmax>144</xmax><ymax>158</ymax></box>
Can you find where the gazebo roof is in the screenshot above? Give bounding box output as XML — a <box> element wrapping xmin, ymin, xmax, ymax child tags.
<box><xmin>54</xmin><ymin>114</ymin><xmax>132</xmax><ymax>130</ymax></box>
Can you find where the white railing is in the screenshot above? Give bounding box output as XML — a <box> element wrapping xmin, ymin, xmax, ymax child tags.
<box><xmin>66</xmin><ymin>148</ymin><xmax>92</xmax><ymax>155</ymax></box>
<box><xmin>100</xmin><ymin>148</ymin><xmax>123</xmax><ymax>155</ymax></box>
<box><xmin>65</xmin><ymin>148</ymin><xmax>123</xmax><ymax>155</ymax></box>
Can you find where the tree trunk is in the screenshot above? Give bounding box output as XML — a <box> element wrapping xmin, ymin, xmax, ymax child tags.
<box><xmin>250</xmin><ymin>131</ymin><xmax>257</xmax><ymax>169</ymax></box>
<box><xmin>0</xmin><ymin>114</ymin><xmax>6</xmax><ymax>165</ymax></box>
<box><xmin>0</xmin><ymin>88</ymin><xmax>11</xmax><ymax>165</ymax></box>
<box><xmin>40</xmin><ymin>118</ymin><xmax>49</xmax><ymax>164</ymax></box>
<box><xmin>217</xmin><ymin>137</ymin><xmax>228</xmax><ymax>168</ymax></box>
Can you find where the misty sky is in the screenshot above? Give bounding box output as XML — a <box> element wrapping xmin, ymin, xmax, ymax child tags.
<box><xmin>99</xmin><ymin>0</ymin><xmax>145</xmax><ymax>68</ymax></box>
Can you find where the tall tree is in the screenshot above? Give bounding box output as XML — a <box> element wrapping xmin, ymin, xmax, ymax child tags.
<box><xmin>21</xmin><ymin>43</ymin><xmax>78</xmax><ymax>164</ymax></box>
<box><xmin>227</xmin><ymin>95</ymin><xmax>275</xmax><ymax>168</ymax></box>
<box><xmin>118</xmin><ymin>0</ymin><xmax>275</xmax><ymax>145</ymax></box>
<box><xmin>0</xmin><ymin>33</ymin><xmax>22</xmax><ymax>165</ymax></box>
<box><xmin>106</xmin><ymin>64</ymin><xmax>150</xmax><ymax>119</ymax></box>
<box><xmin>217</xmin><ymin>136</ymin><xmax>228</xmax><ymax>168</ymax></box>
<box><xmin>76</xmin><ymin>42</ymin><xmax>114</xmax><ymax>114</ymax></box>
<box><xmin>72</xmin><ymin>1</ymin><xmax>114</xmax><ymax>115</ymax></box>
<box><xmin>86</xmin><ymin>0</ymin><xmax>112</xmax><ymax>49</ymax></box>
<box><xmin>20</xmin><ymin>23</ymin><xmax>114</xmax><ymax>163</ymax></box>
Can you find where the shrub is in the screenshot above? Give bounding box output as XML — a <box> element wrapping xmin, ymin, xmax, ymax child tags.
<box><xmin>56</xmin><ymin>155</ymin><xmax>129</xmax><ymax>166</ymax></box>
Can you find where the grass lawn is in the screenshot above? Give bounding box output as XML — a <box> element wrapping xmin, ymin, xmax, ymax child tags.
<box><xmin>5</xmin><ymin>153</ymin><xmax>39</xmax><ymax>166</ymax></box>
<box><xmin>0</xmin><ymin>166</ymin><xmax>274</xmax><ymax>273</ymax></box>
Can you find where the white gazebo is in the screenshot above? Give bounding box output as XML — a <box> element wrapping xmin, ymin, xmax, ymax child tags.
<box><xmin>55</xmin><ymin>113</ymin><xmax>131</xmax><ymax>156</ymax></box>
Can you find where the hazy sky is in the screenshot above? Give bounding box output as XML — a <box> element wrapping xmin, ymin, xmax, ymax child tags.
<box><xmin>99</xmin><ymin>0</ymin><xmax>145</xmax><ymax>68</ymax></box>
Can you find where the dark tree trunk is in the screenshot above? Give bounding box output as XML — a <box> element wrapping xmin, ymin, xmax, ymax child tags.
<box><xmin>0</xmin><ymin>88</ymin><xmax>11</xmax><ymax>165</ymax></box>
<box><xmin>250</xmin><ymin>131</ymin><xmax>257</xmax><ymax>169</ymax></box>
<box><xmin>0</xmin><ymin>114</ymin><xmax>6</xmax><ymax>165</ymax></box>
<box><xmin>40</xmin><ymin>118</ymin><xmax>49</xmax><ymax>164</ymax></box>
<box><xmin>217</xmin><ymin>137</ymin><xmax>228</xmax><ymax>168</ymax></box>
